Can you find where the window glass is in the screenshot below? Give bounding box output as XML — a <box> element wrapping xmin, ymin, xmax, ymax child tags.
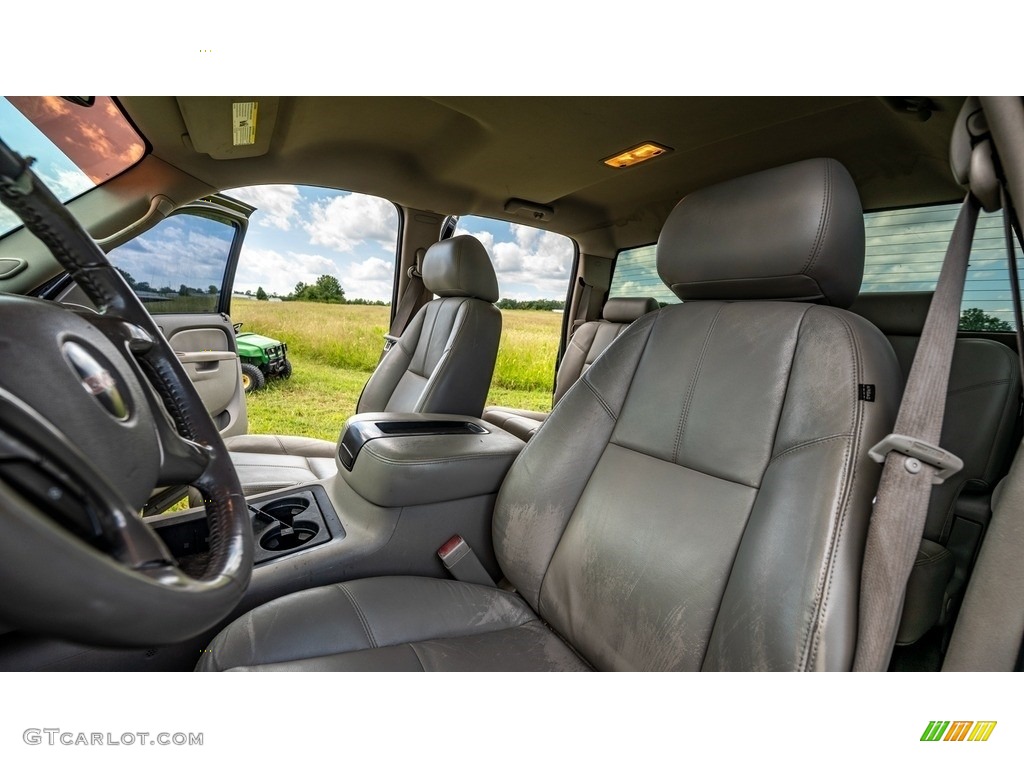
<box><xmin>225</xmin><ymin>185</ymin><xmax>398</xmax><ymax>304</ymax></box>
<box><xmin>106</xmin><ymin>211</ymin><xmax>236</xmax><ymax>313</ymax></box>
<box><xmin>612</xmin><ymin>205</ymin><xmax>1024</xmax><ymax>331</ymax></box>
<box><xmin>862</xmin><ymin>204</ymin><xmax>1024</xmax><ymax>330</ymax></box>
<box><xmin>608</xmin><ymin>244</ymin><xmax>679</xmax><ymax>305</ymax></box>
<box><xmin>455</xmin><ymin>216</ymin><xmax>574</xmax><ymax>411</ymax></box>
<box><xmin>0</xmin><ymin>97</ymin><xmax>145</xmax><ymax>237</ymax></box>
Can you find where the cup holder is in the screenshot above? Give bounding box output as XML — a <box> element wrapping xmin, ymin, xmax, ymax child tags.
<box><xmin>249</xmin><ymin>490</ymin><xmax>331</xmax><ymax>562</ymax></box>
<box><xmin>260</xmin><ymin>520</ymin><xmax>320</xmax><ymax>551</ymax></box>
<box><xmin>260</xmin><ymin>497</ymin><xmax>310</xmax><ymax>526</ymax></box>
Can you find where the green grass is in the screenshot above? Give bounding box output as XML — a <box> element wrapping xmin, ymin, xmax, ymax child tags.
<box><xmin>231</xmin><ymin>301</ymin><xmax>561</xmax><ymax>440</ymax></box>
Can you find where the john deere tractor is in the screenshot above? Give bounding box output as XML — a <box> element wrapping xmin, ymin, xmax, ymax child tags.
<box><xmin>234</xmin><ymin>324</ymin><xmax>292</xmax><ymax>393</ymax></box>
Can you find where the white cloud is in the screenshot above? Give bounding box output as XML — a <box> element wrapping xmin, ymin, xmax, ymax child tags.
<box><xmin>342</xmin><ymin>256</ymin><xmax>395</xmax><ymax>302</ymax></box>
<box><xmin>305</xmin><ymin>194</ymin><xmax>398</xmax><ymax>254</ymax></box>
<box><xmin>233</xmin><ymin>246</ymin><xmax>342</xmax><ymax>297</ymax></box>
<box><xmin>38</xmin><ymin>164</ymin><xmax>93</xmax><ymax>200</ymax></box>
<box><xmin>455</xmin><ymin>224</ymin><xmax>573</xmax><ymax>299</ymax></box>
<box><xmin>225</xmin><ymin>185</ymin><xmax>301</xmax><ymax>231</ymax></box>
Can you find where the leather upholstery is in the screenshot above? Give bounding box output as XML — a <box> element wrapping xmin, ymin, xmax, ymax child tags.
<box><xmin>224</xmin><ymin>235</ymin><xmax>501</xmax><ymax>497</ymax></box>
<box><xmin>658</xmin><ymin>157</ymin><xmax>864</xmax><ymax>306</ymax></box>
<box><xmin>421</xmin><ymin>235</ymin><xmax>499</xmax><ymax>302</ymax></box>
<box><xmin>196</xmin><ymin>576</ymin><xmax>588</xmax><ymax>671</ymax></box>
<box><xmin>481</xmin><ymin>406</ymin><xmax>548</xmax><ymax>442</ymax></box>
<box><xmin>601</xmin><ymin>296</ymin><xmax>659</xmax><ymax>323</ymax></box>
<box><xmin>339</xmin><ymin>413</ymin><xmax>524</xmax><ymax>508</ymax></box>
<box><xmin>896</xmin><ymin>539</ymin><xmax>955</xmax><ymax>645</ymax></box>
<box><xmin>357</xmin><ymin>295</ymin><xmax>500</xmax><ymax>415</ymax></box>
<box><xmin>482</xmin><ymin>297</ymin><xmax>659</xmax><ymax>441</ymax></box>
<box><xmin>202</xmin><ymin>158</ymin><xmax>903</xmax><ymax>672</ymax></box>
<box><xmin>192</xmin><ymin>435</ymin><xmax>337</xmax><ymax>504</ymax></box>
<box><xmin>493</xmin><ymin>302</ymin><xmax>899</xmax><ymax>670</ymax></box>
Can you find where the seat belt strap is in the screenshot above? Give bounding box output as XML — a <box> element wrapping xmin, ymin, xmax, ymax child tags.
<box><xmin>853</xmin><ymin>193</ymin><xmax>979</xmax><ymax>671</ymax></box>
<box><xmin>382</xmin><ymin>248</ymin><xmax>431</xmax><ymax>359</ymax></box>
<box><xmin>570</xmin><ymin>276</ymin><xmax>593</xmax><ymax>335</ymax></box>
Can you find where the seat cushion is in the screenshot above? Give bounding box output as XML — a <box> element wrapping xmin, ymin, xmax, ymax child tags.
<box><xmin>197</xmin><ymin>576</ymin><xmax>589</xmax><ymax>671</ymax></box>
<box><xmin>223</xmin><ymin>434</ymin><xmax>337</xmax><ymax>497</ymax></box>
<box><xmin>481</xmin><ymin>406</ymin><xmax>548</xmax><ymax>441</ymax></box>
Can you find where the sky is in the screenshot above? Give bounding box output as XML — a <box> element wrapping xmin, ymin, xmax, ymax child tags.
<box><xmin>225</xmin><ymin>185</ymin><xmax>575</xmax><ymax>302</ymax></box>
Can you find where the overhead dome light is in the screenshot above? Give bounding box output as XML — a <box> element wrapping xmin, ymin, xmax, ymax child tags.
<box><xmin>602</xmin><ymin>141</ymin><xmax>672</xmax><ymax>168</ymax></box>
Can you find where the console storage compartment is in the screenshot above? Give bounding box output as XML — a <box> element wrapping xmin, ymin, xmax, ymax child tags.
<box><xmin>337</xmin><ymin>412</ymin><xmax>524</xmax><ymax>508</ymax></box>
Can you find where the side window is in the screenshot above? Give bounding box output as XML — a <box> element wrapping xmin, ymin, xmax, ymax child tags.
<box><xmin>454</xmin><ymin>216</ymin><xmax>574</xmax><ymax>411</ymax></box>
<box><xmin>106</xmin><ymin>211</ymin><xmax>237</xmax><ymax>314</ymax></box>
<box><xmin>609</xmin><ymin>245</ymin><xmax>679</xmax><ymax>304</ymax></box>
<box><xmin>225</xmin><ymin>185</ymin><xmax>398</xmax><ymax>307</ymax></box>
<box><xmin>862</xmin><ymin>203</ymin><xmax>1023</xmax><ymax>330</ymax></box>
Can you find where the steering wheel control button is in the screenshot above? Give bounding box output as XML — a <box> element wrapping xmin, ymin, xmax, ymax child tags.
<box><xmin>62</xmin><ymin>341</ymin><xmax>129</xmax><ymax>420</ymax></box>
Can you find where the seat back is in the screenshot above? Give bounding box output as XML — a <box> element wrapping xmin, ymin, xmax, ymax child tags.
<box><xmin>357</xmin><ymin>235</ymin><xmax>501</xmax><ymax>417</ymax></box>
<box><xmin>553</xmin><ymin>296</ymin><xmax>659</xmax><ymax>404</ymax></box>
<box><xmin>492</xmin><ymin>158</ymin><xmax>903</xmax><ymax>670</ymax></box>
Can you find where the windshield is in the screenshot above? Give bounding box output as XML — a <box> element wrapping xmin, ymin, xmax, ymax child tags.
<box><xmin>0</xmin><ymin>96</ymin><xmax>145</xmax><ymax>237</ymax></box>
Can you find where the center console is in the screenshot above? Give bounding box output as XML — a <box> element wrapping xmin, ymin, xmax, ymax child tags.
<box><xmin>149</xmin><ymin>412</ymin><xmax>524</xmax><ymax>612</ymax></box>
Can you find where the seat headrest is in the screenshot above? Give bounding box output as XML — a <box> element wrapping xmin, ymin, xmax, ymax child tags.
<box><xmin>422</xmin><ymin>235</ymin><xmax>499</xmax><ymax>303</ymax></box>
<box><xmin>602</xmin><ymin>296</ymin><xmax>659</xmax><ymax>323</ymax></box>
<box><xmin>656</xmin><ymin>158</ymin><xmax>865</xmax><ymax>308</ymax></box>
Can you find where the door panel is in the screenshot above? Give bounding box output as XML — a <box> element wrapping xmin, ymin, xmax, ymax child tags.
<box><xmin>159</xmin><ymin>316</ymin><xmax>248</xmax><ymax>437</ymax></box>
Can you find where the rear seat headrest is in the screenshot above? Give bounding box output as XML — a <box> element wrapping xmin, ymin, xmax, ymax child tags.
<box><xmin>602</xmin><ymin>296</ymin><xmax>659</xmax><ymax>323</ymax></box>
<box><xmin>847</xmin><ymin>292</ymin><xmax>933</xmax><ymax>336</ymax></box>
<box><xmin>422</xmin><ymin>235</ymin><xmax>499</xmax><ymax>303</ymax></box>
<box><xmin>656</xmin><ymin>157</ymin><xmax>865</xmax><ymax>308</ymax></box>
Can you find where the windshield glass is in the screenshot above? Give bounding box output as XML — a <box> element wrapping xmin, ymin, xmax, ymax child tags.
<box><xmin>0</xmin><ymin>96</ymin><xmax>145</xmax><ymax>237</ymax></box>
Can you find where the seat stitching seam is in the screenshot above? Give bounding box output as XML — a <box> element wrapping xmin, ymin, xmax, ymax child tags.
<box><xmin>700</xmin><ymin>304</ymin><xmax>808</xmax><ymax>670</ymax></box>
<box><xmin>581</xmin><ymin>377</ymin><xmax>615</xmax><ymax>419</ymax></box>
<box><xmin>337</xmin><ymin>584</ymin><xmax>378</xmax><ymax>648</ymax></box>
<box><xmin>607</xmin><ymin>439</ymin><xmax>760</xmax><ymax>489</ymax></box>
<box><xmin>673</xmin><ymin>303</ymin><xmax>727</xmax><ymax>464</ymax></box>
<box><xmin>946</xmin><ymin>378</ymin><xmax>1011</xmax><ymax>396</ymax></box>
<box><xmin>406</xmin><ymin>642</ymin><xmax>427</xmax><ymax>671</ymax></box>
<box><xmin>534</xmin><ymin>314</ymin><xmax>659</xmax><ymax>613</ymax></box>
<box><xmin>768</xmin><ymin>433</ymin><xmax>853</xmax><ymax>465</ymax></box>
<box><xmin>801</xmin><ymin>160</ymin><xmax>832</xmax><ymax>274</ymax></box>
<box><xmin>916</xmin><ymin>548</ymin><xmax>953</xmax><ymax>566</ymax></box>
<box><xmin>802</xmin><ymin>309</ymin><xmax>860</xmax><ymax>670</ymax></box>
<box><xmin>416</xmin><ymin>299</ymin><xmax>471</xmax><ymax>411</ymax></box>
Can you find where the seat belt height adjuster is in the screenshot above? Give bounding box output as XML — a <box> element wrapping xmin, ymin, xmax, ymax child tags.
<box><xmin>868</xmin><ymin>433</ymin><xmax>963</xmax><ymax>485</ymax></box>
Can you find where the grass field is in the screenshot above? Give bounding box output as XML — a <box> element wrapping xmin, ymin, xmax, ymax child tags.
<box><xmin>231</xmin><ymin>300</ymin><xmax>562</xmax><ymax>441</ymax></box>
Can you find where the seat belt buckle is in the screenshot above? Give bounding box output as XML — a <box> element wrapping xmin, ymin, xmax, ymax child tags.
<box><xmin>437</xmin><ymin>535</ymin><xmax>496</xmax><ymax>587</ymax></box>
<box><xmin>381</xmin><ymin>333</ymin><xmax>399</xmax><ymax>354</ymax></box>
<box><xmin>868</xmin><ymin>433</ymin><xmax>963</xmax><ymax>485</ymax></box>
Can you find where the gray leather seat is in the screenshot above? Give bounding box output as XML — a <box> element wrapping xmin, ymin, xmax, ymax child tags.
<box><xmin>221</xmin><ymin>235</ymin><xmax>502</xmax><ymax>497</ymax></box>
<box><xmin>849</xmin><ymin>292</ymin><xmax>1021</xmax><ymax>643</ymax></box>
<box><xmin>199</xmin><ymin>157</ymin><xmax>902</xmax><ymax>672</ymax></box>
<box><xmin>483</xmin><ymin>296</ymin><xmax>658</xmax><ymax>441</ymax></box>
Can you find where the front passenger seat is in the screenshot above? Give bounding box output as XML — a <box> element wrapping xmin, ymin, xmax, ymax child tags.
<box><xmin>200</xmin><ymin>158</ymin><xmax>902</xmax><ymax>671</ymax></box>
<box><xmin>222</xmin><ymin>235</ymin><xmax>502</xmax><ymax>497</ymax></box>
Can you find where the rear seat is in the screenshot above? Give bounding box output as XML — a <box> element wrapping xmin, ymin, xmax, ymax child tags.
<box><xmin>849</xmin><ymin>292</ymin><xmax>1021</xmax><ymax>645</ymax></box>
<box><xmin>482</xmin><ymin>296</ymin><xmax>659</xmax><ymax>441</ymax></box>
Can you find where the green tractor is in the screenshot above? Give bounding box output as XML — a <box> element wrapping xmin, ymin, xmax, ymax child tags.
<box><xmin>233</xmin><ymin>324</ymin><xmax>292</xmax><ymax>393</ymax></box>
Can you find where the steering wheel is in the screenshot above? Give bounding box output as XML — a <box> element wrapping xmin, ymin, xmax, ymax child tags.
<box><xmin>0</xmin><ymin>139</ymin><xmax>252</xmax><ymax>646</ymax></box>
